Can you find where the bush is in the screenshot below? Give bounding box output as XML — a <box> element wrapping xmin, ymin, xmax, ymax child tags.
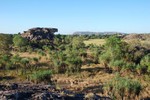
<box><xmin>20</xmin><ymin>46</ymin><xmax>27</xmax><ymax>52</ymax></box>
<box><xmin>123</xmin><ymin>62</ymin><xmax>136</xmax><ymax>72</ymax></box>
<box><xmin>66</xmin><ymin>57</ymin><xmax>82</xmax><ymax>73</ymax></box>
<box><xmin>30</xmin><ymin>70</ymin><xmax>52</xmax><ymax>83</ymax></box>
<box><xmin>37</xmin><ymin>49</ymin><xmax>46</xmax><ymax>56</ymax></box>
<box><xmin>140</xmin><ymin>54</ymin><xmax>150</xmax><ymax>73</ymax></box>
<box><xmin>110</xmin><ymin>60</ymin><xmax>126</xmax><ymax>71</ymax></box>
<box><xmin>104</xmin><ymin>74</ymin><xmax>142</xmax><ymax>100</ymax></box>
<box><xmin>13</xmin><ymin>34</ymin><xmax>28</xmax><ymax>48</ymax></box>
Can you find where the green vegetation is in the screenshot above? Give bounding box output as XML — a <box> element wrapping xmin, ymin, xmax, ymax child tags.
<box><xmin>30</xmin><ymin>70</ymin><xmax>52</xmax><ymax>83</ymax></box>
<box><xmin>0</xmin><ymin>33</ymin><xmax>150</xmax><ymax>99</ymax></box>
<box><xmin>0</xmin><ymin>34</ymin><xmax>12</xmax><ymax>55</ymax></box>
<box><xmin>104</xmin><ymin>74</ymin><xmax>142</xmax><ymax>100</ymax></box>
<box><xmin>13</xmin><ymin>34</ymin><xmax>28</xmax><ymax>48</ymax></box>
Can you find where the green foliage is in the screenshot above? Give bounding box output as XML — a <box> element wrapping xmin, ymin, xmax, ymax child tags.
<box><xmin>37</xmin><ymin>49</ymin><xmax>46</xmax><ymax>56</ymax></box>
<box><xmin>105</xmin><ymin>36</ymin><xmax>124</xmax><ymax>60</ymax></box>
<box><xmin>0</xmin><ymin>34</ymin><xmax>12</xmax><ymax>55</ymax></box>
<box><xmin>91</xmin><ymin>47</ymin><xmax>101</xmax><ymax>64</ymax></box>
<box><xmin>50</xmin><ymin>48</ymin><xmax>83</xmax><ymax>74</ymax></box>
<box><xmin>0</xmin><ymin>54</ymin><xmax>11</xmax><ymax>69</ymax></box>
<box><xmin>66</xmin><ymin>55</ymin><xmax>82</xmax><ymax>73</ymax></box>
<box><xmin>11</xmin><ymin>54</ymin><xmax>22</xmax><ymax>70</ymax></box>
<box><xmin>123</xmin><ymin>62</ymin><xmax>136</xmax><ymax>72</ymax></box>
<box><xmin>51</xmin><ymin>51</ymin><xmax>67</xmax><ymax>73</ymax></box>
<box><xmin>140</xmin><ymin>54</ymin><xmax>150</xmax><ymax>73</ymax></box>
<box><xmin>110</xmin><ymin>60</ymin><xmax>126</xmax><ymax>71</ymax></box>
<box><xmin>99</xmin><ymin>36</ymin><xmax>125</xmax><ymax>70</ymax></box>
<box><xmin>32</xmin><ymin>57</ymin><xmax>39</xmax><ymax>62</ymax></box>
<box><xmin>20</xmin><ymin>58</ymin><xmax>31</xmax><ymax>74</ymax></box>
<box><xmin>104</xmin><ymin>74</ymin><xmax>142</xmax><ymax>99</ymax></box>
<box><xmin>72</xmin><ymin>36</ymin><xmax>85</xmax><ymax>49</ymax></box>
<box><xmin>13</xmin><ymin>34</ymin><xmax>28</xmax><ymax>47</ymax></box>
<box><xmin>99</xmin><ymin>52</ymin><xmax>111</xmax><ymax>69</ymax></box>
<box><xmin>21</xmin><ymin>58</ymin><xmax>30</xmax><ymax>65</ymax></box>
<box><xmin>30</xmin><ymin>70</ymin><xmax>52</xmax><ymax>83</ymax></box>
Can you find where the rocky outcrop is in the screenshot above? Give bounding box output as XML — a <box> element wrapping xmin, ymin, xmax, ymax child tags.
<box><xmin>0</xmin><ymin>83</ymin><xmax>111</xmax><ymax>100</ymax></box>
<box><xmin>123</xmin><ymin>34</ymin><xmax>150</xmax><ymax>40</ymax></box>
<box><xmin>21</xmin><ymin>27</ymin><xmax>58</xmax><ymax>41</ymax></box>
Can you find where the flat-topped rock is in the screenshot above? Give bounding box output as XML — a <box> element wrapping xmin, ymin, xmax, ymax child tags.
<box><xmin>21</xmin><ymin>27</ymin><xmax>58</xmax><ymax>41</ymax></box>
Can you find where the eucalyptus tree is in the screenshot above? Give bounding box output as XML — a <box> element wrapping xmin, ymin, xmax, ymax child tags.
<box><xmin>99</xmin><ymin>36</ymin><xmax>126</xmax><ymax>71</ymax></box>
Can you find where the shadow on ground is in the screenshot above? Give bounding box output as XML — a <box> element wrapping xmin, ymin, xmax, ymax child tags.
<box><xmin>81</xmin><ymin>66</ymin><xmax>112</xmax><ymax>74</ymax></box>
<box><xmin>0</xmin><ymin>76</ymin><xmax>15</xmax><ymax>81</ymax></box>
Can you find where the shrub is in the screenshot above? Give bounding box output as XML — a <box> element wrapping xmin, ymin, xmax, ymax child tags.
<box><xmin>13</xmin><ymin>34</ymin><xmax>28</xmax><ymax>48</ymax></box>
<box><xmin>30</xmin><ymin>70</ymin><xmax>52</xmax><ymax>83</ymax></box>
<box><xmin>37</xmin><ymin>49</ymin><xmax>46</xmax><ymax>56</ymax></box>
<box><xmin>140</xmin><ymin>54</ymin><xmax>150</xmax><ymax>73</ymax></box>
<box><xmin>66</xmin><ymin>57</ymin><xmax>82</xmax><ymax>73</ymax></box>
<box><xmin>20</xmin><ymin>46</ymin><xmax>27</xmax><ymax>52</ymax></box>
<box><xmin>104</xmin><ymin>74</ymin><xmax>142</xmax><ymax>100</ymax></box>
<box><xmin>109</xmin><ymin>60</ymin><xmax>126</xmax><ymax>72</ymax></box>
<box><xmin>123</xmin><ymin>62</ymin><xmax>136</xmax><ymax>72</ymax></box>
<box><xmin>136</xmin><ymin>64</ymin><xmax>147</xmax><ymax>75</ymax></box>
<box><xmin>53</xmin><ymin>59</ymin><xmax>67</xmax><ymax>73</ymax></box>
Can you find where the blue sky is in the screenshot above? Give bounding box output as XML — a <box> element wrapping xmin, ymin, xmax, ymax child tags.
<box><xmin>0</xmin><ymin>0</ymin><xmax>150</xmax><ymax>34</ymax></box>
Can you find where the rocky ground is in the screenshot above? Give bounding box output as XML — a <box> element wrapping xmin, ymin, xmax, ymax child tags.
<box><xmin>0</xmin><ymin>82</ymin><xmax>111</xmax><ymax>100</ymax></box>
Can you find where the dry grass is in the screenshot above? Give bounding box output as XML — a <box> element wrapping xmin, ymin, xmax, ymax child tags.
<box><xmin>84</xmin><ymin>39</ymin><xmax>105</xmax><ymax>46</ymax></box>
<box><xmin>12</xmin><ymin>52</ymin><xmax>49</xmax><ymax>63</ymax></box>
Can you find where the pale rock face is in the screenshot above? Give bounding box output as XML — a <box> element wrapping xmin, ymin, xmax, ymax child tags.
<box><xmin>21</xmin><ymin>27</ymin><xmax>58</xmax><ymax>41</ymax></box>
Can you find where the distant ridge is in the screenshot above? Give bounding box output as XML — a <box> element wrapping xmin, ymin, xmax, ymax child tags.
<box><xmin>73</xmin><ymin>31</ymin><xmax>126</xmax><ymax>35</ymax></box>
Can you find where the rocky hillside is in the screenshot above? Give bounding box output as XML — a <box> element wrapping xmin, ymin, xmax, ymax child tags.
<box><xmin>123</xmin><ymin>34</ymin><xmax>150</xmax><ymax>40</ymax></box>
<box><xmin>21</xmin><ymin>27</ymin><xmax>58</xmax><ymax>41</ymax></box>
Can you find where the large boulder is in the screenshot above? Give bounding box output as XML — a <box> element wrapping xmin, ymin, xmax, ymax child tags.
<box><xmin>21</xmin><ymin>27</ymin><xmax>58</xmax><ymax>41</ymax></box>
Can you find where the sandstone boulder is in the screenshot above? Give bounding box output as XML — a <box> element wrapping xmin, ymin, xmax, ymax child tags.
<box><xmin>21</xmin><ymin>27</ymin><xmax>58</xmax><ymax>41</ymax></box>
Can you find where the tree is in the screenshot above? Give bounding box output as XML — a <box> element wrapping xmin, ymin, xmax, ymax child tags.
<box><xmin>13</xmin><ymin>34</ymin><xmax>28</xmax><ymax>48</ymax></box>
<box><xmin>104</xmin><ymin>36</ymin><xmax>124</xmax><ymax>60</ymax></box>
<box><xmin>0</xmin><ymin>34</ymin><xmax>12</xmax><ymax>55</ymax></box>
<box><xmin>99</xmin><ymin>36</ymin><xmax>126</xmax><ymax>71</ymax></box>
<box><xmin>72</xmin><ymin>37</ymin><xmax>85</xmax><ymax>49</ymax></box>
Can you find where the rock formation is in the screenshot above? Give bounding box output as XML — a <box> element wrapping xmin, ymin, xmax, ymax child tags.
<box><xmin>21</xmin><ymin>27</ymin><xmax>58</xmax><ymax>41</ymax></box>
